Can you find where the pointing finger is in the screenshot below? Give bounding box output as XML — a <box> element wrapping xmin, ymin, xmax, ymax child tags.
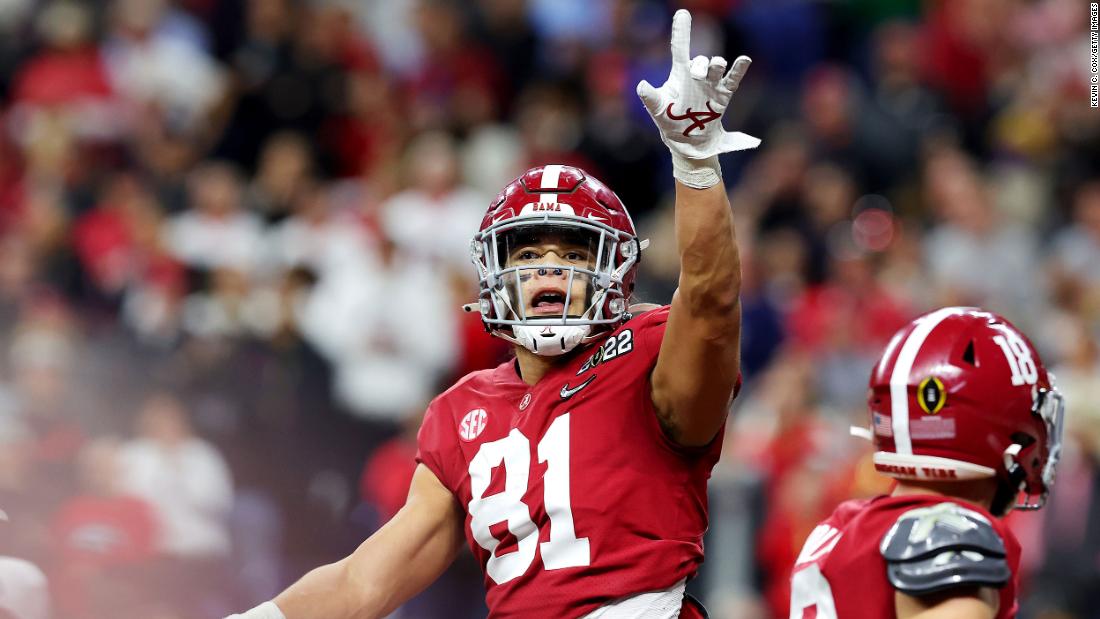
<box><xmin>670</xmin><ymin>9</ymin><xmax>691</xmax><ymax>67</ymax></box>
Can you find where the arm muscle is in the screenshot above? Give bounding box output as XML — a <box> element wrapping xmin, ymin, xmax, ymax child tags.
<box><xmin>651</xmin><ymin>181</ymin><xmax>742</xmax><ymax>447</ymax></box>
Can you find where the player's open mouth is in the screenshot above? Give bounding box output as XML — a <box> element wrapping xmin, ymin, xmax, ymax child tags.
<box><xmin>529</xmin><ymin>288</ymin><xmax>567</xmax><ymax>315</ymax></box>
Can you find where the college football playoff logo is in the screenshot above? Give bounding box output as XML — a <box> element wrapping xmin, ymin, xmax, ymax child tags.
<box><xmin>917</xmin><ymin>376</ymin><xmax>946</xmax><ymax>414</ymax></box>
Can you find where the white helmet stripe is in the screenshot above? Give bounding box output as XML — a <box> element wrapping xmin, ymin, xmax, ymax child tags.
<box><xmin>890</xmin><ymin>307</ymin><xmax>966</xmax><ymax>454</ymax></box>
<box><xmin>539</xmin><ymin>164</ymin><xmax>563</xmax><ymax>202</ymax></box>
<box><xmin>876</xmin><ymin>330</ymin><xmax>906</xmax><ymax>382</ymax></box>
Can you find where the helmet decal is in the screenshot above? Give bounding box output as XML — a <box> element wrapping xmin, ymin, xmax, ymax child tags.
<box><xmin>887</xmin><ymin>307</ymin><xmax>967</xmax><ymax>455</ymax></box>
<box><xmin>917</xmin><ymin>376</ymin><xmax>947</xmax><ymax>414</ymax></box>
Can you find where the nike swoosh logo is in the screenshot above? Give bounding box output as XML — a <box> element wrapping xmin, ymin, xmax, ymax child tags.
<box><xmin>560</xmin><ymin>374</ymin><xmax>596</xmax><ymax>400</ymax></box>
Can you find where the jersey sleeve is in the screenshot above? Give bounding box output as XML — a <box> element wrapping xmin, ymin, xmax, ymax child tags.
<box><xmin>879</xmin><ymin>502</ymin><xmax>1011</xmax><ymax>596</ymax></box>
<box><xmin>631</xmin><ymin>305</ymin><xmax>743</xmax><ymax>399</ymax></box>
<box><xmin>415</xmin><ymin>399</ymin><xmax>463</xmax><ymax>495</ymax></box>
<box><xmin>631</xmin><ymin>305</ymin><xmax>671</xmax><ymax>369</ymax></box>
<box><xmin>630</xmin><ymin>305</ymin><xmax>737</xmax><ymax>457</ymax></box>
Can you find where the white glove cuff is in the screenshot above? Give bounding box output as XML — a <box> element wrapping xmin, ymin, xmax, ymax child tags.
<box><xmin>671</xmin><ymin>153</ymin><xmax>721</xmax><ymax>189</ymax></box>
<box><xmin>226</xmin><ymin>601</ymin><xmax>286</xmax><ymax>619</ymax></box>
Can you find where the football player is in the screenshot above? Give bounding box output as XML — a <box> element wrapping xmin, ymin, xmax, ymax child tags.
<box><xmin>228</xmin><ymin>10</ymin><xmax>759</xmax><ymax>619</ymax></box>
<box><xmin>789</xmin><ymin>308</ymin><xmax>1065</xmax><ymax>619</ymax></box>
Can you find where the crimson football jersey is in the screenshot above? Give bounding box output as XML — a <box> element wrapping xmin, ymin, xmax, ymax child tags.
<box><xmin>789</xmin><ymin>494</ymin><xmax>1021</xmax><ymax>619</ymax></box>
<box><xmin>417</xmin><ymin>306</ymin><xmax>729</xmax><ymax>617</ymax></box>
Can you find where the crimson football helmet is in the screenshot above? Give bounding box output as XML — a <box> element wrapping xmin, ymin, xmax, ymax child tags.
<box><xmin>469</xmin><ymin>165</ymin><xmax>644</xmax><ymax>356</ymax></box>
<box><xmin>863</xmin><ymin>307</ymin><xmax>1064</xmax><ymax>513</ymax></box>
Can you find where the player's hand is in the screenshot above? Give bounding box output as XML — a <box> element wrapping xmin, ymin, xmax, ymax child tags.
<box><xmin>636</xmin><ymin>10</ymin><xmax>760</xmax><ymax>162</ymax></box>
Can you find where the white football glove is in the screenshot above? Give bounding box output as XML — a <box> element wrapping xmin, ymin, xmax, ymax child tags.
<box><xmin>637</xmin><ymin>9</ymin><xmax>760</xmax><ymax>188</ymax></box>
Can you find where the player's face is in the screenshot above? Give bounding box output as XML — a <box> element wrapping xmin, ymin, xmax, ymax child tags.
<box><xmin>501</xmin><ymin>227</ymin><xmax>596</xmax><ymax>319</ymax></box>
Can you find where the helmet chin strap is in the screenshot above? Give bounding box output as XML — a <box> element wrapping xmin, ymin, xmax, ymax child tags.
<box><xmin>998</xmin><ymin>443</ymin><xmax>1043</xmax><ymax>513</ymax></box>
<box><xmin>511</xmin><ymin>324</ymin><xmax>591</xmax><ymax>356</ymax></box>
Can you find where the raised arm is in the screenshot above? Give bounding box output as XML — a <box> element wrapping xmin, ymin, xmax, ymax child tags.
<box><xmin>651</xmin><ymin>182</ymin><xmax>741</xmax><ymax>447</ymax></box>
<box><xmin>636</xmin><ymin>9</ymin><xmax>758</xmax><ymax>447</ymax></box>
<box><xmin>231</xmin><ymin>464</ymin><xmax>465</xmax><ymax>619</ymax></box>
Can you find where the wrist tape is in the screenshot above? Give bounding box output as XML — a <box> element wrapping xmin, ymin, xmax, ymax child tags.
<box><xmin>671</xmin><ymin>153</ymin><xmax>721</xmax><ymax>189</ymax></box>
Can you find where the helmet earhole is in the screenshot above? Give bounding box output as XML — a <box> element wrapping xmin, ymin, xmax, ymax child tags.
<box><xmin>1010</xmin><ymin>432</ymin><xmax>1036</xmax><ymax>448</ymax></box>
<box><xmin>962</xmin><ymin>340</ymin><xmax>977</xmax><ymax>366</ymax></box>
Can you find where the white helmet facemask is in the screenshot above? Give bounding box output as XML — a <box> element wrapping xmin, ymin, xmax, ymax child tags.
<box><xmin>470</xmin><ymin>218</ymin><xmax>639</xmax><ymax>356</ymax></box>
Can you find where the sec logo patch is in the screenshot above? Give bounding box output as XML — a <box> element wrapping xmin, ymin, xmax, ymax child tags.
<box><xmin>459</xmin><ymin>409</ymin><xmax>488</xmax><ymax>441</ymax></box>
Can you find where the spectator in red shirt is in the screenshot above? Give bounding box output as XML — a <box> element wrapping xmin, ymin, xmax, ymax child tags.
<box><xmin>10</xmin><ymin>2</ymin><xmax>116</xmax><ymax>134</ymax></box>
<box><xmin>51</xmin><ymin>437</ymin><xmax>158</xmax><ymax>618</ymax></box>
<box><xmin>72</xmin><ymin>173</ymin><xmax>184</xmax><ymax>301</ymax></box>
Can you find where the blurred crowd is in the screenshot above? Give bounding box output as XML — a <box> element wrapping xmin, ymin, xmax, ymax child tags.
<box><xmin>0</xmin><ymin>0</ymin><xmax>1096</xmax><ymax>618</ymax></box>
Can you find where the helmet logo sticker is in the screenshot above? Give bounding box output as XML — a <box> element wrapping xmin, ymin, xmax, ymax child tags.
<box><xmin>918</xmin><ymin>376</ymin><xmax>946</xmax><ymax>414</ymax></box>
<box><xmin>520</xmin><ymin>202</ymin><xmax>576</xmax><ymax>216</ymax></box>
<box><xmin>910</xmin><ymin>416</ymin><xmax>956</xmax><ymax>440</ymax></box>
<box><xmin>459</xmin><ymin>409</ymin><xmax>488</xmax><ymax>442</ymax></box>
<box><xmin>872</xmin><ymin>412</ymin><xmax>893</xmax><ymax>437</ymax></box>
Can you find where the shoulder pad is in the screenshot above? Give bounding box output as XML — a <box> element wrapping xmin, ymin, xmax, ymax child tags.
<box><xmin>880</xmin><ymin>502</ymin><xmax>1010</xmax><ymax>595</ymax></box>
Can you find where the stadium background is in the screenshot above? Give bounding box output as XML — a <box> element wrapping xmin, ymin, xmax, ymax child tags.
<box><xmin>0</xmin><ymin>0</ymin><xmax>1096</xmax><ymax>617</ymax></box>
